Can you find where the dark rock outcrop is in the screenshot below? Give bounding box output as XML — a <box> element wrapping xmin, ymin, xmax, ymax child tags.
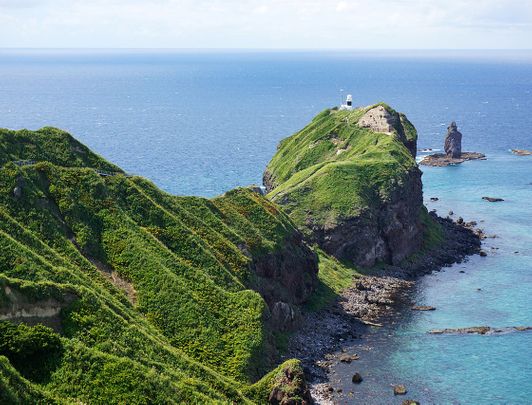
<box><xmin>482</xmin><ymin>196</ymin><xmax>504</xmax><ymax>202</ymax></box>
<box><xmin>444</xmin><ymin>121</ymin><xmax>462</xmax><ymax>158</ymax></box>
<box><xmin>351</xmin><ymin>373</ymin><xmax>363</xmax><ymax>384</ymax></box>
<box><xmin>248</xmin><ymin>232</ymin><xmax>318</xmax><ymax>331</ymax></box>
<box><xmin>310</xmin><ymin>167</ymin><xmax>423</xmax><ymax>267</ymax></box>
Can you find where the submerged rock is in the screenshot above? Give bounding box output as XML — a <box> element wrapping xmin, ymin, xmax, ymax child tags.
<box><xmin>339</xmin><ymin>353</ymin><xmax>360</xmax><ymax>363</ymax></box>
<box><xmin>412</xmin><ymin>305</ymin><xmax>436</xmax><ymax>311</ymax></box>
<box><xmin>351</xmin><ymin>373</ymin><xmax>363</xmax><ymax>384</ymax></box>
<box><xmin>429</xmin><ymin>326</ymin><xmax>532</xmax><ymax>335</ymax></box>
<box><xmin>393</xmin><ymin>384</ymin><xmax>408</xmax><ymax>395</ymax></box>
<box><xmin>482</xmin><ymin>196</ymin><xmax>504</xmax><ymax>202</ymax></box>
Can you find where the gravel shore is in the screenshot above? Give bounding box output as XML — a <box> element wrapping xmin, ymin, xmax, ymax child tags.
<box><xmin>283</xmin><ymin>213</ymin><xmax>482</xmax><ymax>403</ymax></box>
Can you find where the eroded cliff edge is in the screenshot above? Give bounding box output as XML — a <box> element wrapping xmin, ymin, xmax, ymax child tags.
<box><xmin>264</xmin><ymin>103</ymin><xmax>425</xmax><ymax>267</ymax></box>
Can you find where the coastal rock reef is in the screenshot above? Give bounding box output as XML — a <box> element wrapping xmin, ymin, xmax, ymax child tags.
<box><xmin>420</xmin><ymin>121</ymin><xmax>486</xmax><ymax>167</ymax></box>
<box><xmin>264</xmin><ymin>103</ymin><xmax>425</xmax><ymax>267</ymax></box>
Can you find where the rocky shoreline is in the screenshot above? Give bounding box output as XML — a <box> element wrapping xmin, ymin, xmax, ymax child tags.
<box><xmin>282</xmin><ymin>212</ymin><xmax>481</xmax><ymax>403</ymax></box>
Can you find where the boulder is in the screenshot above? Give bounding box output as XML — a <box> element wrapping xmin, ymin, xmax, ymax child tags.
<box><xmin>339</xmin><ymin>353</ymin><xmax>360</xmax><ymax>363</ymax></box>
<box><xmin>351</xmin><ymin>373</ymin><xmax>363</xmax><ymax>384</ymax></box>
<box><xmin>13</xmin><ymin>186</ymin><xmax>22</xmax><ymax>199</ymax></box>
<box><xmin>444</xmin><ymin>121</ymin><xmax>462</xmax><ymax>158</ymax></box>
<box><xmin>393</xmin><ymin>384</ymin><xmax>407</xmax><ymax>395</ymax></box>
<box><xmin>271</xmin><ymin>301</ymin><xmax>300</xmax><ymax>331</ymax></box>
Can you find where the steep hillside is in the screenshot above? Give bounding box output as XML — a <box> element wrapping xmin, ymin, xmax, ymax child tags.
<box><xmin>264</xmin><ymin>103</ymin><xmax>428</xmax><ymax>267</ymax></box>
<box><xmin>0</xmin><ymin>127</ymin><xmax>317</xmax><ymax>403</ymax></box>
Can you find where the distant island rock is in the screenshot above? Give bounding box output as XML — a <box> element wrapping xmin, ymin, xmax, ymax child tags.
<box><xmin>420</xmin><ymin>122</ymin><xmax>485</xmax><ymax>167</ymax></box>
<box><xmin>511</xmin><ymin>149</ymin><xmax>532</xmax><ymax>156</ymax></box>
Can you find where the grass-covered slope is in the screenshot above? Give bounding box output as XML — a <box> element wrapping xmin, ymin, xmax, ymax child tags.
<box><xmin>264</xmin><ymin>103</ymin><xmax>428</xmax><ymax>266</ymax></box>
<box><xmin>0</xmin><ymin>127</ymin><xmax>314</xmax><ymax>403</ymax></box>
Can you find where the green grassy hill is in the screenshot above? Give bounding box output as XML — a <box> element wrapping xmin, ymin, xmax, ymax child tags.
<box><xmin>0</xmin><ymin>127</ymin><xmax>315</xmax><ymax>404</ymax></box>
<box><xmin>264</xmin><ymin>103</ymin><xmax>434</xmax><ymax>266</ymax></box>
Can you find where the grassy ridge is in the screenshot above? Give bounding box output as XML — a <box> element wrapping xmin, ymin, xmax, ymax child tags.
<box><xmin>265</xmin><ymin>104</ymin><xmax>419</xmax><ymax>236</ymax></box>
<box><xmin>0</xmin><ymin>127</ymin><xmax>310</xmax><ymax>403</ymax></box>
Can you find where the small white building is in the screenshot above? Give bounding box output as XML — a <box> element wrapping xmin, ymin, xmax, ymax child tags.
<box><xmin>340</xmin><ymin>94</ymin><xmax>353</xmax><ymax>110</ymax></box>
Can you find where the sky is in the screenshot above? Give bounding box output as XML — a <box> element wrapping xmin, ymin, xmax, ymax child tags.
<box><xmin>1</xmin><ymin>0</ymin><xmax>532</xmax><ymax>49</ymax></box>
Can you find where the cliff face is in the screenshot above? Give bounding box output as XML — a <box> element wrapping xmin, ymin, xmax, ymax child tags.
<box><xmin>0</xmin><ymin>127</ymin><xmax>317</xmax><ymax>403</ymax></box>
<box><xmin>264</xmin><ymin>103</ymin><xmax>424</xmax><ymax>267</ymax></box>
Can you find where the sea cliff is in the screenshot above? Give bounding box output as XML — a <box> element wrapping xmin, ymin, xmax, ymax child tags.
<box><xmin>264</xmin><ymin>104</ymin><xmax>425</xmax><ymax>267</ymax></box>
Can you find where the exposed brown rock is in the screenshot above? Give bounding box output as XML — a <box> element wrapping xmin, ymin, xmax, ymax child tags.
<box><xmin>394</xmin><ymin>384</ymin><xmax>407</xmax><ymax>395</ymax></box>
<box><xmin>511</xmin><ymin>149</ymin><xmax>532</xmax><ymax>156</ymax></box>
<box><xmin>412</xmin><ymin>305</ymin><xmax>436</xmax><ymax>311</ymax></box>
<box><xmin>358</xmin><ymin>105</ymin><xmax>398</xmax><ymax>134</ymax></box>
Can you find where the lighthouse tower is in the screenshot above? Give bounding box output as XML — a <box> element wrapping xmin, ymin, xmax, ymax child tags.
<box><xmin>340</xmin><ymin>94</ymin><xmax>353</xmax><ymax>110</ymax></box>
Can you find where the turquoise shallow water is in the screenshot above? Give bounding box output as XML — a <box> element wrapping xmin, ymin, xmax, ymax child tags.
<box><xmin>0</xmin><ymin>50</ymin><xmax>531</xmax><ymax>403</ymax></box>
<box><xmin>331</xmin><ymin>155</ymin><xmax>532</xmax><ymax>404</ymax></box>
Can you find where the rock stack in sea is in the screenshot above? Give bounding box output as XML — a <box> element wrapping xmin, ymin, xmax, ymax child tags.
<box><xmin>444</xmin><ymin>121</ymin><xmax>462</xmax><ymax>158</ymax></box>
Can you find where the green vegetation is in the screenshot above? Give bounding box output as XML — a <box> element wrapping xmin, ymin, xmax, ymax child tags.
<box><xmin>265</xmin><ymin>104</ymin><xmax>419</xmax><ymax>236</ymax></box>
<box><xmin>305</xmin><ymin>250</ymin><xmax>360</xmax><ymax>311</ymax></box>
<box><xmin>0</xmin><ymin>127</ymin><xmax>310</xmax><ymax>403</ymax></box>
<box><xmin>399</xmin><ymin>208</ymin><xmax>445</xmax><ymax>266</ymax></box>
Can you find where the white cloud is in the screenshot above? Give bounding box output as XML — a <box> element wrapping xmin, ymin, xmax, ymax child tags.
<box><xmin>1</xmin><ymin>0</ymin><xmax>531</xmax><ymax>48</ymax></box>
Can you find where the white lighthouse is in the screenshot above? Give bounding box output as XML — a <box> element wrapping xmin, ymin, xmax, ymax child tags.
<box><xmin>340</xmin><ymin>94</ymin><xmax>353</xmax><ymax>110</ymax></box>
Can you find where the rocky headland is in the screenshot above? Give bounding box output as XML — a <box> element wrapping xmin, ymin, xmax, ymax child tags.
<box><xmin>263</xmin><ymin>104</ymin><xmax>483</xmax><ymax>403</ymax></box>
<box><xmin>0</xmin><ymin>106</ymin><xmax>485</xmax><ymax>404</ymax></box>
<box><xmin>264</xmin><ymin>103</ymin><xmax>423</xmax><ymax>268</ymax></box>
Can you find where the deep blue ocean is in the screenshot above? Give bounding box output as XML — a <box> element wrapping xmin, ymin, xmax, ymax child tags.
<box><xmin>1</xmin><ymin>49</ymin><xmax>531</xmax><ymax>404</ymax></box>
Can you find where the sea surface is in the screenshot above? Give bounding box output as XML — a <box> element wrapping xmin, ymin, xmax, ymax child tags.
<box><xmin>1</xmin><ymin>49</ymin><xmax>531</xmax><ymax>404</ymax></box>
